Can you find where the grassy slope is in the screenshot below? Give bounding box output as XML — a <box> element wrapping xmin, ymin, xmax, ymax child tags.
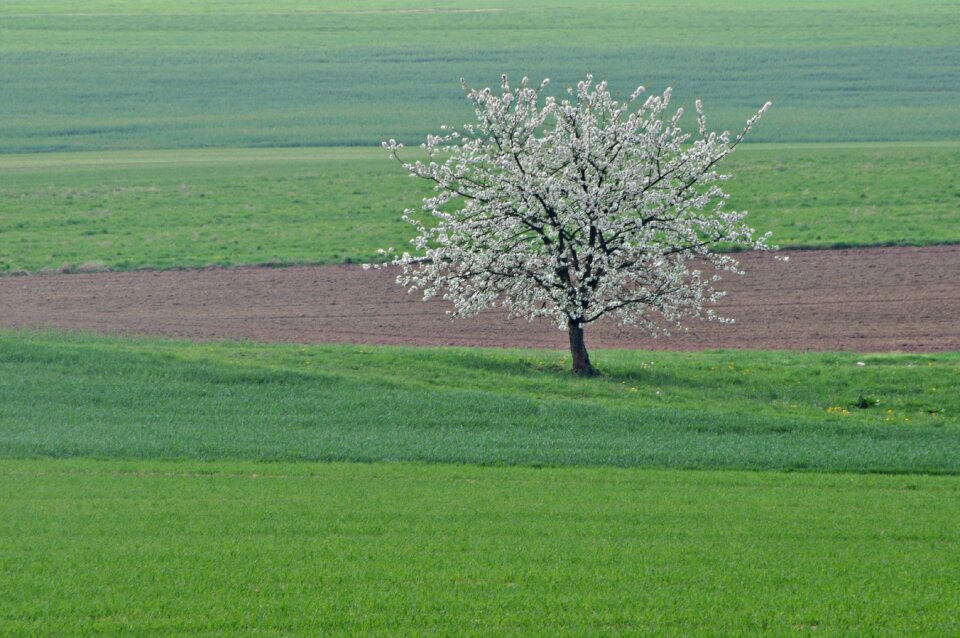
<box><xmin>2</xmin><ymin>332</ymin><xmax>957</xmax><ymax>472</ymax></box>
<box><xmin>2</xmin><ymin>142</ymin><xmax>958</xmax><ymax>273</ymax></box>
<box><xmin>0</xmin><ymin>0</ymin><xmax>958</xmax><ymax>151</ymax></box>
<box><xmin>1</xmin><ymin>459</ymin><xmax>958</xmax><ymax>636</ymax></box>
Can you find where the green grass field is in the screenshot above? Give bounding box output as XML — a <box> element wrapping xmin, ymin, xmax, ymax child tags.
<box><xmin>2</xmin><ymin>142</ymin><xmax>958</xmax><ymax>273</ymax></box>
<box><xmin>3</xmin><ymin>333</ymin><xmax>959</xmax><ymax>633</ymax></box>
<box><xmin>2</xmin><ymin>332</ymin><xmax>957</xmax><ymax>472</ymax></box>
<box><xmin>2</xmin><ymin>459</ymin><xmax>958</xmax><ymax>635</ymax></box>
<box><xmin>2</xmin><ymin>0</ymin><xmax>958</xmax><ymax>273</ymax></box>
<box><xmin>0</xmin><ymin>0</ymin><xmax>958</xmax><ymax>152</ymax></box>
<box><xmin>4</xmin><ymin>333</ymin><xmax>957</xmax><ymax>633</ymax></box>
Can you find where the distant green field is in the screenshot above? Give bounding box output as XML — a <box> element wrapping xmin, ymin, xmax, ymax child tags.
<box><xmin>2</xmin><ymin>459</ymin><xmax>958</xmax><ymax>635</ymax></box>
<box><xmin>0</xmin><ymin>0</ymin><xmax>958</xmax><ymax>151</ymax></box>
<box><xmin>2</xmin><ymin>332</ymin><xmax>957</xmax><ymax>472</ymax></box>
<box><xmin>2</xmin><ymin>142</ymin><xmax>957</xmax><ymax>273</ymax></box>
<box><xmin>0</xmin><ymin>147</ymin><xmax>416</xmax><ymax>272</ymax></box>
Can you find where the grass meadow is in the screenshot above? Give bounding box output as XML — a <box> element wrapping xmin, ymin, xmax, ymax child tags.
<box><xmin>2</xmin><ymin>331</ymin><xmax>959</xmax><ymax>633</ymax></box>
<box><xmin>2</xmin><ymin>142</ymin><xmax>959</xmax><ymax>273</ymax></box>
<box><xmin>2</xmin><ymin>0</ymin><xmax>959</xmax><ymax>633</ymax></box>
<box><xmin>2</xmin><ymin>460</ymin><xmax>958</xmax><ymax>635</ymax></box>
<box><xmin>2</xmin><ymin>332</ymin><xmax>957</xmax><ymax>471</ymax></box>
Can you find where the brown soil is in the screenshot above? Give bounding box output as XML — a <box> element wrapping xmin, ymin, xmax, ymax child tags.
<box><xmin>1</xmin><ymin>246</ymin><xmax>958</xmax><ymax>352</ymax></box>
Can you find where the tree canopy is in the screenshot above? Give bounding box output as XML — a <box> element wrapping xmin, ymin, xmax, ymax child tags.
<box><xmin>377</xmin><ymin>75</ymin><xmax>773</xmax><ymax>374</ymax></box>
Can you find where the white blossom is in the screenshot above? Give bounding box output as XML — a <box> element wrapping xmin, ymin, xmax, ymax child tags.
<box><xmin>375</xmin><ymin>74</ymin><xmax>773</xmax><ymax>374</ymax></box>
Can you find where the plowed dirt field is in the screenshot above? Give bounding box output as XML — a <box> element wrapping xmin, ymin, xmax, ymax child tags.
<box><xmin>2</xmin><ymin>246</ymin><xmax>957</xmax><ymax>352</ymax></box>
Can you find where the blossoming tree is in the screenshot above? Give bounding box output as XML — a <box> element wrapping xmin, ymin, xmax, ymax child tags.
<box><xmin>379</xmin><ymin>75</ymin><xmax>772</xmax><ymax>375</ymax></box>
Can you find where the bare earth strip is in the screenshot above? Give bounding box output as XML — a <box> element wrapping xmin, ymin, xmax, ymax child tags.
<box><xmin>1</xmin><ymin>246</ymin><xmax>958</xmax><ymax>352</ymax></box>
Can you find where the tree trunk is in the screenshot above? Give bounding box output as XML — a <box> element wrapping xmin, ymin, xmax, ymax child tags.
<box><xmin>567</xmin><ymin>319</ymin><xmax>598</xmax><ymax>376</ymax></box>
